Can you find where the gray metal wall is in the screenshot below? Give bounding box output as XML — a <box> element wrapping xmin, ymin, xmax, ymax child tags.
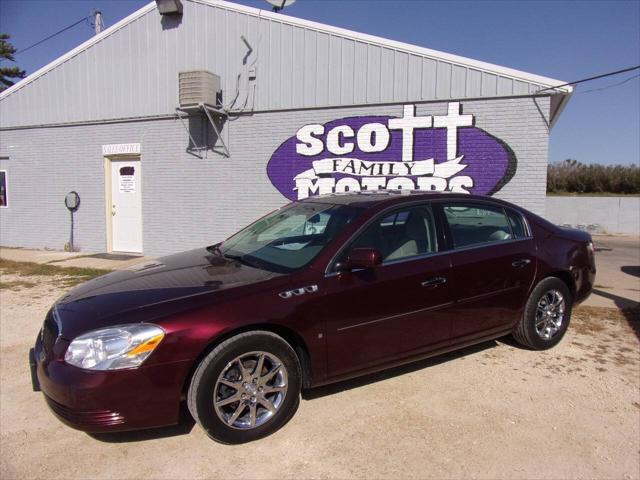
<box><xmin>0</xmin><ymin>96</ymin><xmax>550</xmax><ymax>257</ymax></box>
<box><xmin>0</xmin><ymin>0</ymin><xmax>549</xmax><ymax>129</ymax></box>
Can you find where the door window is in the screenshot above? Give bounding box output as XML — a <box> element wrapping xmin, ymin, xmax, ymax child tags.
<box><xmin>335</xmin><ymin>205</ymin><xmax>438</xmax><ymax>268</ymax></box>
<box><xmin>443</xmin><ymin>203</ymin><xmax>512</xmax><ymax>248</ymax></box>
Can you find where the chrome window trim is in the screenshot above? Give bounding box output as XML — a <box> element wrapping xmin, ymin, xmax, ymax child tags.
<box><xmin>324</xmin><ymin>237</ymin><xmax>532</xmax><ymax>278</ymax></box>
<box><xmin>323</xmin><ymin>198</ymin><xmax>534</xmax><ymax>277</ymax></box>
<box><xmin>443</xmin><ymin>236</ymin><xmax>532</xmax><ymax>254</ymax></box>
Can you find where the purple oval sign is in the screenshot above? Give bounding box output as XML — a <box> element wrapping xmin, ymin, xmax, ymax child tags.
<box><xmin>267</xmin><ymin>103</ymin><xmax>516</xmax><ymax>201</ymax></box>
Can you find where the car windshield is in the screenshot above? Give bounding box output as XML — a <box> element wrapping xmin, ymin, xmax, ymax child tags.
<box><xmin>216</xmin><ymin>202</ymin><xmax>363</xmax><ymax>273</ymax></box>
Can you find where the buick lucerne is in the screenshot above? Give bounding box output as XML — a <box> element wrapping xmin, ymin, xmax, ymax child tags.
<box><xmin>30</xmin><ymin>192</ymin><xmax>595</xmax><ymax>444</ymax></box>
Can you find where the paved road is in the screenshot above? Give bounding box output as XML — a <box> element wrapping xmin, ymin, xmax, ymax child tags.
<box><xmin>586</xmin><ymin>235</ymin><xmax>640</xmax><ymax>309</ymax></box>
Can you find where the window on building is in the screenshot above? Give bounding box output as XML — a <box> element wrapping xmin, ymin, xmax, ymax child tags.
<box><xmin>0</xmin><ymin>171</ymin><xmax>7</xmax><ymax>208</ymax></box>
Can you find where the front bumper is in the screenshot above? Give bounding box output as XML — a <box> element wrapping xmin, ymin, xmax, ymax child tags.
<box><xmin>31</xmin><ymin>336</ymin><xmax>192</xmax><ymax>433</ymax></box>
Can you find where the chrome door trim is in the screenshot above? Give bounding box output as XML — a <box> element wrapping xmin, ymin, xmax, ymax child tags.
<box><xmin>455</xmin><ymin>285</ymin><xmax>520</xmax><ymax>305</ymax></box>
<box><xmin>336</xmin><ymin>301</ymin><xmax>455</xmax><ymax>332</ymax></box>
<box><xmin>439</xmin><ymin>237</ymin><xmax>534</xmax><ymax>255</ymax></box>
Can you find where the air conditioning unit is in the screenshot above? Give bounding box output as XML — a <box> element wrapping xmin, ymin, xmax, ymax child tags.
<box><xmin>178</xmin><ymin>71</ymin><xmax>221</xmax><ymax>107</ymax></box>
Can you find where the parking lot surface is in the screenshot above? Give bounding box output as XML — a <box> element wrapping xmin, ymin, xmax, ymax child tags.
<box><xmin>588</xmin><ymin>235</ymin><xmax>640</xmax><ymax>309</ymax></box>
<box><xmin>1</xmin><ymin>238</ymin><xmax>639</xmax><ymax>479</ymax></box>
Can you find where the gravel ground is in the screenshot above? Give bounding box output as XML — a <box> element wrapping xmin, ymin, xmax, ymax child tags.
<box><xmin>1</xmin><ymin>272</ymin><xmax>639</xmax><ymax>480</ymax></box>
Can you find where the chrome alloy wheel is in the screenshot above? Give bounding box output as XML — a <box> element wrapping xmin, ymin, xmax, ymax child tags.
<box><xmin>213</xmin><ymin>351</ymin><xmax>288</xmax><ymax>430</ymax></box>
<box><xmin>535</xmin><ymin>289</ymin><xmax>566</xmax><ymax>340</ymax></box>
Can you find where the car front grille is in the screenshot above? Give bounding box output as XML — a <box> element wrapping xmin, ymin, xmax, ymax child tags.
<box><xmin>44</xmin><ymin>395</ymin><xmax>126</xmax><ymax>427</ymax></box>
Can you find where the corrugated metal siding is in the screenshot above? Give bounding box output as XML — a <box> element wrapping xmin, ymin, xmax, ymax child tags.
<box><xmin>1</xmin><ymin>0</ymin><xmax>552</xmax><ymax>128</ymax></box>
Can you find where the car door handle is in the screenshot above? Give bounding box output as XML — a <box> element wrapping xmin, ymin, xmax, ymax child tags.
<box><xmin>512</xmin><ymin>259</ymin><xmax>531</xmax><ymax>268</ymax></box>
<box><xmin>421</xmin><ymin>276</ymin><xmax>447</xmax><ymax>288</ymax></box>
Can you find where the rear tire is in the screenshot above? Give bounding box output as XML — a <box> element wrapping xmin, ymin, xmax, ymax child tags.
<box><xmin>513</xmin><ymin>277</ymin><xmax>573</xmax><ymax>350</ymax></box>
<box><xmin>187</xmin><ymin>331</ymin><xmax>302</xmax><ymax>444</ymax></box>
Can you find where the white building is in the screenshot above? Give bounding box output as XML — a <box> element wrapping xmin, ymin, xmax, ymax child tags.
<box><xmin>0</xmin><ymin>0</ymin><xmax>572</xmax><ymax>256</ymax></box>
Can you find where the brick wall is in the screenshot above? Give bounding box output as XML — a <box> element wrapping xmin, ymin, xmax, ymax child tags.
<box><xmin>0</xmin><ymin>95</ymin><xmax>550</xmax><ymax>257</ymax></box>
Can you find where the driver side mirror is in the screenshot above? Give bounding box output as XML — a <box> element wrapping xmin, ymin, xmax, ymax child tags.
<box><xmin>338</xmin><ymin>247</ymin><xmax>383</xmax><ymax>271</ymax></box>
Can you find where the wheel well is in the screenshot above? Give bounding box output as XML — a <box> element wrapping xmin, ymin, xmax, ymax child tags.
<box><xmin>181</xmin><ymin>324</ymin><xmax>313</xmax><ymax>398</ymax></box>
<box><xmin>549</xmin><ymin>270</ymin><xmax>576</xmax><ymax>297</ymax></box>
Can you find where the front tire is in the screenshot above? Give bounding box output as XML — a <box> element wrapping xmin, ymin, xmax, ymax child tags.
<box><xmin>513</xmin><ymin>277</ymin><xmax>573</xmax><ymax>350</ymax></box>
<box><xmin>187</xmin><ymin>331</ymin><xmax>302</xmax><ymax>444</ymax></box>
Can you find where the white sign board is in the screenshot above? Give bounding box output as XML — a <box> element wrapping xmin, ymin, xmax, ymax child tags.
<box><xmin>102</xmin><ymin>143</ymin><xmax>141</xmax><ymax>156</ymax></box>
<box><xmin>119</xmin><ymin>175</ymin><xmax>135</xmax><ymax>193</ymax></box>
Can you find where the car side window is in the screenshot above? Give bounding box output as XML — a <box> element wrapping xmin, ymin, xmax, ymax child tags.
<box><xmin>443</xmin><ymin>203</ymin><xmax>512</xmax><ymax>248</ymax></box>
<box><xmin>335</xmin><ymin>205</ymin><xmax>438</xmax><ymax>268</ymax></box>
<box><xmin>506</xmin><ymin>209</ymin><xmax>528</xmax><ymax>239</ymax></box>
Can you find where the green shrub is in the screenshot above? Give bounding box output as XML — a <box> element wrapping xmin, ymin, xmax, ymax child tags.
<box><xmin>547</xmin><ymin>159</ymin><xmax>640</xmax><ymax>194</ymax></box>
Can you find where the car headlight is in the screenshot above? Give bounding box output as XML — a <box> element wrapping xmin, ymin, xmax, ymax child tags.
<box><xmin>64</xmin><ymin>324</ymin><xmax>165</xmax><ymax>370</ymax></box>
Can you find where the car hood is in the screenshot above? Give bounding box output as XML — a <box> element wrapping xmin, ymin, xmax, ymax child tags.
<box><xmin>55</xmin><ymin>247</ymin><xmax>280</xmax><ymax>339</ymax></box>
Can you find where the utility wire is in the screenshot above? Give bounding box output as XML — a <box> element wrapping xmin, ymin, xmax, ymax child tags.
<box><xmin>579</xmin><ymin>73</ymin><xmax>640</xmax><ymax>94</ymax></box>
<box><xmin>536</xmin><ymin>65</ymin><xmax>640</xmax><ymax>93</ymax></box>
<box><xmin>11</xmin><ymin>16</ymin><xmax>91</xmax><ymax>57</ymax></box>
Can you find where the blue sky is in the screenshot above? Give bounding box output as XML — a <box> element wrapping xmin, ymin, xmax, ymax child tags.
<box><xmin>1</xmin><ymin>0</ymin><xmax>638</xmax><ymax>166</ymax></box>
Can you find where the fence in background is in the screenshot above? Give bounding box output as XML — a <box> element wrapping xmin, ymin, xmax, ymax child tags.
<box><xmin>545</xmin><ymin>196</ymin><xmax>640</xmax><ymax>235</ymax></box>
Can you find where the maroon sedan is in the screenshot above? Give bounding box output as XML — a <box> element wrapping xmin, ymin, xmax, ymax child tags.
<box><xmin>30</xmin><ymin>192</ymin><xmax>595</xmax><ymax>444</ymax></box>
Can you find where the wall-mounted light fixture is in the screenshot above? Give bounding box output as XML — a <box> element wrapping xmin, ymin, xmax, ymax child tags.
<box><xmin>155</xmin><ymin>0</ymin><xmax>183</xmax><ymax>16</ymax></box>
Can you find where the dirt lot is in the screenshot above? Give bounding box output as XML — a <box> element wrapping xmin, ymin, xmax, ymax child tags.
<box><xmin>1</xmin><ymin>262</ymin><xmax>639</xmax><ymax>479</ymax></box>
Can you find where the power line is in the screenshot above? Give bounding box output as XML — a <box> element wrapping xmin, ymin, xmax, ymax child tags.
<box><xmin>536</xmin><ymin>65</ymin><xmax>640</xmax><ymax>93</ymax></box>
<box><xmin>579</xmin><ymin>73</ymin><xmax>640</xmax><ymax>94</ymax></box>
<box><xmin>12</xmin><ymin>16</ymin><xmax>91</xmax><ymax>57</ymax></box>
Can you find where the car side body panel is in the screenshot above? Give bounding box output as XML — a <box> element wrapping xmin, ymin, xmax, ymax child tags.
<box><xmin>526</xmin><ymin>215</ymin><xmax>596</xmax><ymax>303</ymax></box>
<box><xmin>446</xmin><ymin>239</ymin><xmax>537</xmax><ymax>341</ymax></box>
<box><xmin>322</xmin><ymin>253</ymin><xmax>455</xmax><ymax>378</ymax></box>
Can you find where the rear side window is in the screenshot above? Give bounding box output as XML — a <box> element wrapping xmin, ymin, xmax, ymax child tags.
<box><xmin>443</xmin><ymin>203</ymin><xmax>512</xmax><ymax>248</ymax></box>
<box><xmin>506</xmin><ymin>209</ymin><xmax>528</xmax><ymax>238</ymax></box>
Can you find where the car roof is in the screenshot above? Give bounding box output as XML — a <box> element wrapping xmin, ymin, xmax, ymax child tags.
<box><xmin>301</xmin><ymin>190</ymin><xmax>515</xmax><ymax>210</ymax></box>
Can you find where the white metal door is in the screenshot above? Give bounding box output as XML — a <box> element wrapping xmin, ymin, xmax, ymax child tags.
<box><xmin>110</xmin><ymin>159</ymin><xmax>142</xmax><ymax>253</ymax></box>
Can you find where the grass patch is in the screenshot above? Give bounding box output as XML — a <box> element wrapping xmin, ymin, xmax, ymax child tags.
<box><xmin>0</xmin><ymin>259</ymin><xmax>110</xmax><ymax>282</ymax></box>
<box><xmin>0</xmin><ymin>280</ymin><xmax>37</xmax><ymax>290</ymax></box>
<box><xmin>572</xmin><ymin>305</ymin><xmax>640</xmax><ymax>336</ymax></box>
